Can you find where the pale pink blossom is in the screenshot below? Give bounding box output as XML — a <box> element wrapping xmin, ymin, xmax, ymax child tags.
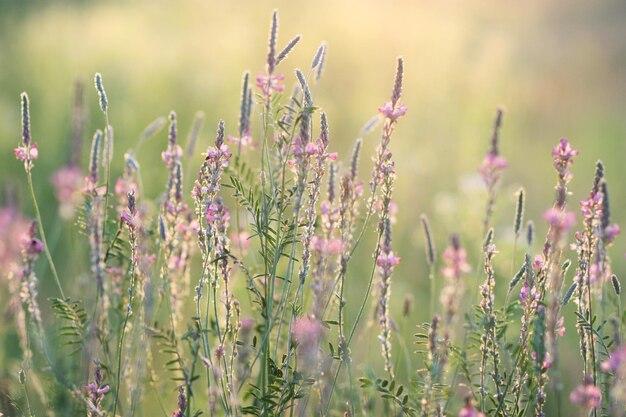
<box><xmin>552</xmin><ymin>138</ymin><xmax>579</xmax><ymax>177</ymax></box>
<box><xmin>51</xmin><ymin>165</ymin><xmax>84</xmax><ymax>219</ymax></box>
<box><xmin>227</xmin><ymin>133</ymin><xmax>256</xmax><ymax>149</ymax></box>
<box><xmin>580</xmin><ymin>192</ymin><xmax>603</xmax><ymax>221</ymax></box>
<box><xmin>378</xmin><ymin>101</ymin><xmax>408</xmax><ymax>122</ymax></box>
<box><xmin>230</xmin><ymin>231</ymin><xmax>251</xmax><ymax>253</ymax></box>
<box><xmin>441</xmin><ymin>238</ymin><xmax>472</xmax><ymax>280</ymax></box>
<box><xmin>14</xmin><ymin>143</ymin><xmax>38</xmax><ymax>162</ymax></box>
<box><xmin>478</xmin><ymin>152</ymin><xmax>508</xmax><ymax>187</ymax></box>
<box><xmin>542</xmin><ymin>208</ymin><xmax>576</xmax><ymax>231</ymax></box>
<box><xmin>161</xmin><ymin>144</ymin><xmax>183</xmax><ymax>165</ymax></box>
<box><xmin>601</xmin><ymin>345</ymin><xmax>626</xmax><ymax>373</ymax></box>
<box><xmin>256</xmin><ymin>73</ymin><xmax>285</xmax><ymax>95</ymax></box>
<box><xmin>604</xmin><ymin>224</ymin><xmax>620</xmax><ymax>245</ymax></box>
<box><xmin>0</xmin><ymin>207</ymin><xmax>30</xmax><ymax>275</ymax></box>
<box><xmin>311</xmin><ymin>236</ymin><xmax>343</xmax><ymax>256</ymax></box>
<box><xmin>459</xmin><ymin>398</ymin><xmax>485</xmax><ymax>417</ymax></box>
<box><xmin>376</xmin><ymin>251</ymin><xmax>400</xmax><ymax>268</ymax></box>
<box><xmin>570</xmin><ymin>379</ymin><xmax>601</xmax><ymax>409</ymax></box>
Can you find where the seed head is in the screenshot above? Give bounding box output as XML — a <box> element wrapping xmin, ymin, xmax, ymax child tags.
<box><xmin>390</xmin><ymin>57</ymin><xmax>404</xmax><ymax>107</ymax></box>
<box><xmin>276</xmin><ymin>35</ymin><xmax>301</xmax><ymax>66</ymax></box>
<box><xmin>514</xmin><ymin>188</ymin><xmax>525</xmax><ymax>236</ymax></box>
<box><xmin>88</xmin><ymin>130</ymin><xmax>103</xmax><ymax>186</ymax></box>
<box><xmin>20</xmin><ymin>92</ymin><xmax>31</xmax><ymax>146</ymax></box>
<box><xmin>266</xmin><ymin>10</ymin><xmax>278</xmax><ymax>74</ymax></box>
<box><xmin>94</xmin><ymin>73</ymin><xmax>108</xmax><ymax>113</ymax></box>
<box><xmin>611</xmin><ymin>274</ymin><xmax>621</xmax><ymax>295</ymax></box>
<box><xmin>420</xmin><ymin>214</ymin><xmax>436</xmax><ymax>266</ymax></box>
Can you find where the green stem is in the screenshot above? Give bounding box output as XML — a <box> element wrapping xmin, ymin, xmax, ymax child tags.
<box><xmin>27</xmin><ymin>171</ymin><xmax>65</xmax><ymax>299</ymax></box>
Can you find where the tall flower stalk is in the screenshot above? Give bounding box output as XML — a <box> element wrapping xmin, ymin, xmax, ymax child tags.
<box><xmin>14</xmin><ymin>92</ymin><xmax>65</xmax><ymax>299</ymax></box>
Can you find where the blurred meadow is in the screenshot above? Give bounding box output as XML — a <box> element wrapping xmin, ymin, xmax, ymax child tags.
<box><xmin>1</xmin><ymin>0</ymin><xmax>626</xmax><ymax>414</ymax></box>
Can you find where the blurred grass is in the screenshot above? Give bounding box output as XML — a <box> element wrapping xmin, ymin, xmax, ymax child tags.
<box><xmin>1</xmin><ymin>0</ymin><xmax>625</xmax><ymax>414</ymax></box>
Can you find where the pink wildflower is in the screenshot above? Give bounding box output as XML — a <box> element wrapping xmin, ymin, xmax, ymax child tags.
<box><xmin>51</xmin><ymin>165</ymin><xmax>84</xmax><ymax>219</ymax></box>
<box><xmin>292</xmin><ymin>316</ymin><xmax>323</xmax><ymax>373</ymax></box>
<box><xmin>0</xmin><ymin>207</ymin><xmax>30</xmax><ymax>275</ymax></box>
<box><xmin>604</xmin><ymin>223</ymin><xmax>620</xmax><ymax>245</ymax></box>
<box><xmin>14</xmin><ymin>143</ymin><xmax>38</xmax><ymax>162</ymax></box>
<box><xmin>378</xmin><ymin>101</ymin><xmax>408</xmax><ymax>122</ymax></box>
<box><xmin>441</xmin><ymin>236</ymin><xmax>472</xmax><ymax>280</ymax></box>
<box><xmin>161</xmin><ymin>144</ymin><xmax>183</xmax><ymax>165</ymax></box>
<box><xmin>230</xmin><ymin>231</ymin><xmax>251</xmax><ymax>252</ymax></box>
<box><xmin>479</xmin><ymin>152</ymin><xmax>508</xmax><ymax>188</ymax></box>
<box><xmin>579</xmin><ymin>192</ymin><xmax>603</xmax><ymax>221</ymax></box>
<box><xmin>542</xmin><ymin>208</ymin><xmax>576</xmax><ymax>231</ymax></box>
<box><xmin>376</xmin><ymin>251</ymin><xmax>401</xmax><ymax>268</ymax></box>
<box><xmin>205</xmin><ymin>204</ymin><xmax>219</xmax><ymax>223</ymax></box>
<box><xmin>227</xmin><ymin>132</ymin><xmax>256</xmax><ymax>149</ymax></box>
<box><xmin>570</xmin><ymin>379</ymin><xmax>601</xmax><ymax>409</ymax></box>
<box><xmin>256</xmin><ymin>73</ymin><xmax>285</xmax><ymax>95</ymax></box>
<box><xmin>121</xmin><ymin>209</ymin><xmax>138</xmax><ymax>229</ymax></box>
<box><xmin>459</xmin><ymin>397</ymin><xmax>485</xmax><ymax>417</ymax></box>
<box><xmin>601</xmin><ymin>345</ymin><xmax>626</xmax><ymax>373</ymax></box>
<box><xmin>172</xmin><ymin>386</ymin><xmax>186</xmax><ymax>417</ymax></box>
<box><xmin>311</xmin><ymin>236</ymin><xmax>343</xmax><ymax>256</ymax></box>
<box><xmin>552</xmin><ymin>138</ymin><xmax>579</xmax><ymax>177</ymax></box>
<box><xmin>205</xmin><ymin>144</ymin><xmax>232</xmax><ymax>166</ymax></box>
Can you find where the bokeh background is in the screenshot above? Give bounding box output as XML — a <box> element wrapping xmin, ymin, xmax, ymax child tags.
<box><xmin>1</xmin><ymin>0</ymin><xmax>625</xmax><ymax>414</ymax></box>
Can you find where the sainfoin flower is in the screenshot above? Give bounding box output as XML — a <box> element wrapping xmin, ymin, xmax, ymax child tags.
<box><xmin>172</xmin><ymin>386</ymin><xmax>186</xmax><ymax>417</ymax></box>
<box><xmin>292</xmin><ymin>136</ymin><xmax>338</xmax><ymax>160</ymax></box>
<box><xmin>376</xmin><ymin>251</ymin><xmax>400</xmax><ymax>268</ymax></box>
<box><xmin>604</xmin><ymin>223</ymin><xmax>620</xmax><ymax>245</ymax></box>
<box><xmin>84</xmin><ymin>361</ymin><xmax>109</xmax><ymax>415</ymax></box>
<box><xmin>51</xmin><ymin>165</ymin><xmax>84</xmax><ymax>219</ymax></box>
<box><xmin>569</xmin><ymin>379</ymin><xmax>601</xmax><ymax>409</ymax></box>
<box><xmin>311</xmin><ymin>236</ymin><xmax>342</xmax><ymax>256</ymax></box>
<box><xmin>0</xmin><ymin>207</ymin><xmax>30</xmax><ymax>276</ymax></box>
<box><xmin>459</xmin><ymin>397</ymin><xmax>485</xmax><ymax>417</ymax></box>
<box><xmin>14</xmin><ymin>143</ymin><xmax>38</xmax><ymax>162</ymax></box>
<box><xmin>256</xmin><ymin>73</ymin><xmax>285</xmax><ymax>95</ymax></box>
<box><xmin>227</xmin><ymin>132</ymin><xmax>255</xmax><ymax>149</ymax></box>
<box><xmin>552</xmin><ymin>138</ymin><xmax>579</xmax><ymax>176</ymax></box>
<box><xmin>23</xmin><ymin>234</ymin><xmax>44</xmax><ymax>256</ymax></box>
<box><xmin>441</xmin><ymin>236</ymin><xmax>471</xmax><ymax>280</ymax></box>
<box><xmin>542</xmin><ymin>208</ymin><xmax>576</xmax><ymax>231</ymax></box>
<box><xmin>85</xmin><ymin>382</ymin><xmax>110</xmax><ymax>399</ymax></box>
<box><xmin>602</xmin><ymin>345</ymin><xmax>626</xmax><ymax>402</ymax></box>
<box><xmin>378</xmin><ymin>101</ymin><xmax>408</xmax><ymax>122</ymax></box>
<box><xmin>292</xmin><ymin>316</ymin><xmax>323</xmax><ymax>373</ymax></box>
<box><xmin>603</xmin><ymin>345</ymin><xmax>626</xmax><ymax>373</ymax></box>
<box><xmin>230</xmin><ymin>231</ymin><xmax>251</xmax><ymax>253</ymax></box>
<box><xmin>579</xmin><ymin>192</ymin><xmax>603</xmax><ymax>221</ymax></box>
<box><xmin>161</xmin><ymin>144</ymin><xmax>183</xmax><ymax>165</ymax></box>
<box><xmin>205</xmin><ymin>144</ymin><xmax>233</xmax><ymax>166</ymax></box>
<box><xmin>478</xmin><ymin>152</ymin><xmax>508</xmax><ymax>188</ymax></box>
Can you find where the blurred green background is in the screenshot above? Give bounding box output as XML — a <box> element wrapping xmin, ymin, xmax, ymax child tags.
<box><xmin>1</xmin><ymin>0</ymin><xmax>625</xmax><ymax>414</ymax></box>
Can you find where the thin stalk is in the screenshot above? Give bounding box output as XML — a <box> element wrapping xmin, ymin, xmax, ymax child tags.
<box><xmin>111</xmin><ymin>249</ymin><xmax>137</xmax><ymax>417</ymax></box>
<box><xmin>27</xmin><ymin>172</ymin><xmax>65</xmax><ymax>299</ymax></box>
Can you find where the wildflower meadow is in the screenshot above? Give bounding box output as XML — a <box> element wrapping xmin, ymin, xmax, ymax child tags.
<box><xmin>1</xmin><ymin>3</ymin><xmax>626</xmax><ymax>417</ymax></box>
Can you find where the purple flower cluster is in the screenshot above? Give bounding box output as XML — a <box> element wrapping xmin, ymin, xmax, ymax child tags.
<box><xmin>552</xmin><ymin>138</ymin><xmax>580</xmax><ymax>180</ymax></box>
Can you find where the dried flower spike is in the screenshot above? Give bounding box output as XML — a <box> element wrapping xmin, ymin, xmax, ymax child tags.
<box><xmin>514</xmin><ymin>188</ymin><xmax>525</xmax><ymax>236</ymax></box>
<box><xmin>94</xmin><ymin>73</ymin><xmax>108</xmax><ymax>113</ymax></box>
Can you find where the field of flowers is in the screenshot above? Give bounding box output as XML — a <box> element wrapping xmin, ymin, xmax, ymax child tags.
<box><xmin>1</xmin><ymin>2</ymin><xmax>626</xmax><ymax>417</ymax></box>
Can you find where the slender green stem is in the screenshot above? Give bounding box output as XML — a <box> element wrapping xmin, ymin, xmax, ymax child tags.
<box><xmin>112</xmin><ymin>255</ymin><xmax>136</xmax><ymax>417</ymax></box>
<box><xmin>27</xmin><ymin>171</ymin><xmax>65</xmax><ymax>299</ymax></box>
